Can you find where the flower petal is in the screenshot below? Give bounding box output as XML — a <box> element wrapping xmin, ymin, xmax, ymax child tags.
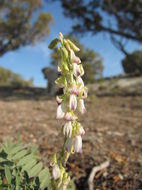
<box><xmin>52</xmin><ymin>164</ymin><xmax>61</xmax><ymax>180</ymax></box>
<box><xmin>69</xmin><ymin>94</ymin><xmax>77</xmax><ymax>111</ymax></box>
<box><xmin>56</xmin><ymin>104</ymin><xmax>65</xmax><ymax>119</ymax></box>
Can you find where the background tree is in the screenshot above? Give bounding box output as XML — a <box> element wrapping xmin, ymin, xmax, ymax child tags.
<box><xmin>0</xmin><ymin>0</ymin><xmax>53</xmax><ymax>56</ymax></box>
<box><xmin>50</xmin><ymin>0</ymin><xmax>142</xmax><ymax>54</ymax></box>
<box><xmin>48</xmin><ymin>35</ymin><xmax>103</xmax><ymax>84</ymax></box>
<box><xmin>122</xmin><ymin>51</ymin><xmax>142</xmax><ymax>75</ymax></box>
<box><xmin>0</xmin><ymin>67</ymin><xmax>33</xmax><ymax>87</ymax></box>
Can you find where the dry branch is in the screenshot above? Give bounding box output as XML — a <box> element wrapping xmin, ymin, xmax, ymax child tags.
<box><xmin>88</xmin><ymin>160</ymin><xmax>110</xmax><ymax>190</ymax></box>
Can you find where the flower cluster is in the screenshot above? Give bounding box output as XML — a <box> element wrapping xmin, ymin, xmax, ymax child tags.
<box><xmin>49</xmin><ymin>33</ymin><xmax>87</xmax><ymax>189</ymax></box>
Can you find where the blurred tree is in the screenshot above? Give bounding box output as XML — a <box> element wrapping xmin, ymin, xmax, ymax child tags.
<box><xmin>0</xmin><ymin>66</ymin><xmax>33</xmax><ymax>87</ymax></box>
<box><xmin>122</xmin><ymin>51</ymin><xmax>142</xmax><ymax>75</ymax></box>
<box><xmin>0</xmin><ymin>0</ymin><xmax>53</xmax><ymax>56</ymax></box>
<box><xmin>46</xmin><ymin>35</ymin><xmax>103</xmax><ymax>84</ymax></box>
<box><xmin>49</xmin><ymin>0</ymin><xmax>142</xmax><ymax>54</ymax></box>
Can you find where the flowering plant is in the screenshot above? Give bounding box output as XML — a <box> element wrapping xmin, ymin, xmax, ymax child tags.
<box><xmin>49</xmin><ymin>33</ymin><xmax>88</xmax><ymax>190</ymax></box>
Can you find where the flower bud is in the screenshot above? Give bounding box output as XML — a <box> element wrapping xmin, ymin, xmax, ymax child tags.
<box><xmin>67</xmin><ymin>39</ymin><xmax>80</xmax><ymax>52</ymax></box>
<box><xmin>69</xmin><ymin>94</ymin><xmax>77</xmax><ymax>111</ymax></box>
<box><xmin>59</xmin><ymin>32</ymin><xmax>63</xmax><ymax>40</ymax></box>
<box><xmin>62</xmin><ymin>47</ymin><xmax>68</xmax><ymax>60</ymax></box>
<box><xmin>74</xmin><ymin>135</ymin><xmax>82</xmax><ymax>153</ymax></box>
<box><xmin>56</xmin><ymin>104</ymin><xmax>65</xmax><ymax>119</ymax></box>
<box><xmin>63</xmin><ymin>121</ymin><xmax>72</xmax><ymax>138</ymax></box>
<box><xmin>52</xmin><ymin>164</ymin><xmax>61</xmax><ymax>180</ymax></box>
<box><xmin>78</xmin><ymin>99</ymin><xmax>86</xmax><ymax>114</ymax></box>
<box><xmin>64</xmin><ymin>39</ymin><xmax>71</xmax><ymax>51</ymax></box>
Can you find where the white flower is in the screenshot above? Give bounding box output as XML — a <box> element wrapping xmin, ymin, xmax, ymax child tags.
<box><xmin>69</xmin><ymin>94</ymin><xmax>77</xmax><ymax>111</ymax></box>
<box><xmin>74</xmin><ymin>135</ymin><xmax>82</xmax><ymax>153</ymax></box>
<box><xmin>65</xmin><ymin>138</ymin><xmax>73</xmax><ymax>152</ymax></box>
<box><xmin>77</xmin><ymin>76</ymin><xmax>84</xmax><ymax>90</ymax></box>
<box><xmin>56</xmin><ymin>104</ymin><xmax>65</xmax><ymax>119</ymax></box>
<box><xmin>73</xmin><ymin>63</ymin><xmax>84</xmax><ymax>77</ymax></box>
<box><xmin>79</xmin><ymin>126</ymin><xmax>85</xmax><ymax>136</ymax></box>
<box><xmin>63</xmin><ymin>121</ymin><xmax>72</xmax><ymax>138</ymax></box>
<box><xmin>78</xmin><ymin>99</ymin><xmax>86</xmax><ymax>114</ymax></box>
<box><xmin>52</xmin><ymin>164</ymin><xmax>61</xmax><ymax>180</ymax></box>
<box><xmin>73</xmin><ymin>63</ymin><xmax>80</xmax><ymax>77</ymax></box>
<box><xmin>70</xmin><ymin>49</ymin><xmax>81</xmax><ymax>64</ymax></box>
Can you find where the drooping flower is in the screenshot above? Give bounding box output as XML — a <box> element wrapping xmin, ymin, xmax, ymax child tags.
<box><xmin>56</xmin><ymin>104</ymin><xmax>65</xmax><ymax>119</ymax></box>
<box><xmin>69</xmin><ymin>94</ymin><xmax>77</xmax><ymax>111</ymax></box>
<box><xmin>79</xmin><ymin>126</ymin><xmax>85</xmax><ymax>136</ymax></box>
<box><xmin>65</xmin><ymin>138</ymin><xmax>73</xmax><ymax>152</ymax></box>
<box><xmin>56</xmin><ymin>96</ymin><xmax>62</xmax><ymax>105</ymax></box>
<box><xmin>52</xmin><ymin>164</ymin><xmax>61</xmax><ymax>180</ymax></box>
<box><xmin>78</xmin><ymin>99</ymin><xmax>86</xmax><ymax>114</ymax></box>
<box><xmin>73</xmin><ymin>64</ymin><xmax>84</xmax><ymax>77</ymax></box>
<box><xmin>74</xmin><ymin>135</ymin><xmax>82</xmax><ymax>153</ymax></box>
<box><xmin>73</xmin><ymin>63</ymin><xmax>84</xmax><ymax>77</ymax></box>
<box><xmin>73</xmin><ymin>63</ymin><xmax>81</xmax><ymax>77</ymax></box>
<box><xmin>70</xmin><ymin>49</ymin><xmax>81</xmax><ymax>64</ymax></box>
<box><xmin>77</xmin><ymin>76</ymin><xmax>84</xmax><ymax>90</ymax></box>
<box><xmin>63</xmin><ymin>121</ymin><xmax>72</xmax><ymax>138</ymax></box>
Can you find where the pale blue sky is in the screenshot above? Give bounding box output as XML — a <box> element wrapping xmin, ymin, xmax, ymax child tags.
<box><xmin>0</xmin><ymin>1</ymin><xmax>141</xmax><ymax>87</ymax></box>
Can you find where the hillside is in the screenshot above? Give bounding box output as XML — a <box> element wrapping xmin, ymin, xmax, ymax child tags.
<box><xmin>88</xmin><ymin>76</ymin><xmax>142</xmax><ymax>96</ymax></box>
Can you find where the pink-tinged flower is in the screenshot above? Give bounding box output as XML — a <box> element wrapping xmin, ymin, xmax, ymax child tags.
<box><xmin>70</xmin><ymin>83</ymin><xmax>80</xmax><ymax>95</ymax></box>
<box><xmin>77</xmin><ymin>76</ymin><xmax>84</xmax><ymax>90</ymax></box>
<box><xmin>63</xmin><ymin>121</ymin><xmax>72</xmax><ymax>138</ymax></box>
<box><xmin>64</xmin><ymin>112</ymin><xmax>76</xmax><ymax>121</ymax></box>
<box><xmin>56</xmin><ymin>96</ymin><xmax>62</xmax><ymax>105</ymax></box>
<box><xmin>79</xmin><ymin>126</ymin><xmax>85</xmax><ymax>136</ymax></box>
<box><xmin>69</xmin><ymin>94</ymin><xmax>77</xmax><ymax>111</ymax></box>
<box><xmin>74</xmin><ymin>64</ymin><xmax>84</xmax><ymax>77</ymax></box>
<box><xmin>56</xmin><ymin>104</ymin><xmax>65</xmax><ymax>119</ymax></box>
<box><xmin>78</xmin><ymin>99</ymin><xmax>86</xmax><ymax>114</ymax></box>
<box><xmin>65</xmin><ymin>138</ymin><xmax>73</xmax><ymax>152</ymax></box>
<box><xmin>52</xmin><ymin>164</ymin><xmax>61</xmax><ymax>180</ymax></box>
<box><xmin>74</xmin><ymin>135</ymin><xmax>82</xmax><ymax>153</ymax></box>
<box><xmin>70</xmin><ymin>49</ymin><xmax>81</xmax><ymax>64</ymax></box>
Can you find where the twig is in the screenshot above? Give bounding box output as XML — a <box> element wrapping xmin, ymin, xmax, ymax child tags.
<box><xmin>88</xmin><ymin>160</ymin><xmax>110</xmax><ymax>190</ymax></box>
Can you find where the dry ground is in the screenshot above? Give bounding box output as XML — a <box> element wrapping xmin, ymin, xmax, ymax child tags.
<box><xmin>0</xmin><ymin>95</ymin><xmax>142</xmax><ymax>189</ymax></box>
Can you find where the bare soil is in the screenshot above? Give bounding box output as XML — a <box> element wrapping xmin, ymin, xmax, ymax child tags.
<box><xmin>0</xmin><ymin>94</ymin><xmax>142</xmax><ymax>190</ymax></box>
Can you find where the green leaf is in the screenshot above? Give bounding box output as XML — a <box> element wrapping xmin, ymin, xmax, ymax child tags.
<box><xmin>67</xmin><ymin>180</ymin><xmax>76</xmax><ymax>190</ymax></box>
<box><xmin>48</xmin><ymin>38</ymin><xmax>59</xmax><ymax>49</ymax></box>
<box><xmin>17</xmin><ymin>154</ymin><xmax>35</xmax><ymax>167</ymax></box>
<box><xmin>9</xmin><ymin>145</ymin><xmax>24</xmax><ymax>156</ymax></box>
<box><xmin>22</xmin><ymin>159</ymin><xmax>37</xmax><ymax>172</ymax></box>
<box><xmin>0</xmin><ymin>157</ymin><xmax>7</xmax><ymax>163</ymax></box>
<box><xmin>12</xmin><ymin>150</ymin><xmax>28</xmax><ymax>160</ymax></box>
<box><xmin>28</xmin><ymin>162</ymin><xmax>43</xmax><ymax>178</ymax></box>
<box><xmin>39</xmin><ymin>168</ymin><xmax>51</xmax><ymax>189</ymax></box>
<box><xmin>4</xmin><ymin>165</ymin><xmax>12</xmax><ymax>184</ymax></box>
